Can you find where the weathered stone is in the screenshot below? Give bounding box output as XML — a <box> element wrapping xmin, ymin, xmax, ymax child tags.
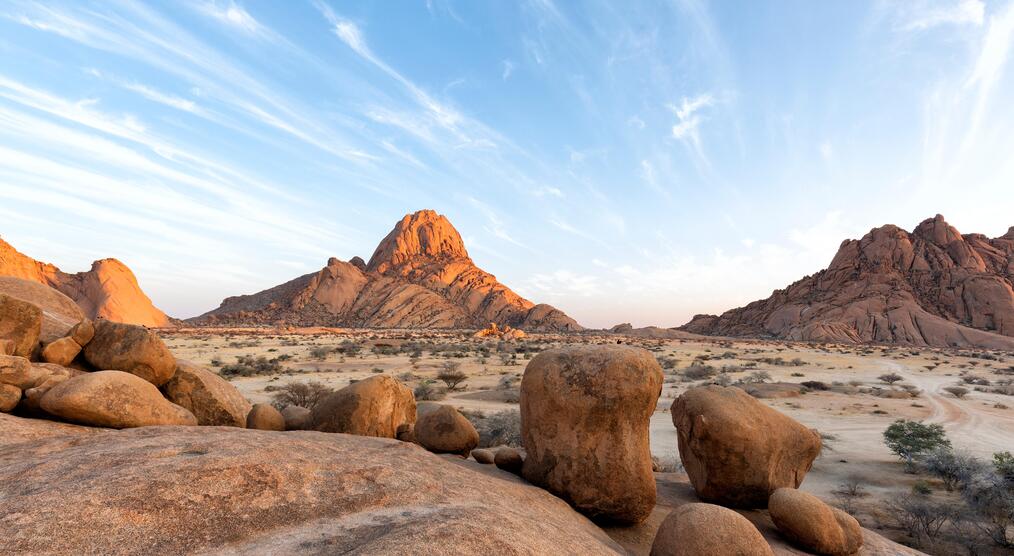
<box><xmin>649</xmin><ymin>503</ymin><xmax>774</xmax><ymax>556</ymax></box>
<box><xmin>69</xmin><ymin>319</ymin><xmax>95</xmax><ymax>346</ymax></box>
<box><xmin>0</xmin><ymin>355</ymin><xmax>34</xmax><ymax>389</ymax></box>
<box><xmin>280</xmin><ymin>405</ymin><xmax>312</xmax><ymax>431</ymax></box>
<box><xmin>0</xmin><ymin>277</ymin><xmax>83</xmax><ymax>343</ymax></box>
<box><xmin>40</xmin><ymin>370</ymin><xmax>197</xmax><ymax>428</ymax></box>
<box><xmin>472</xmin><ymin>448</ymin><xmax>495</xmax><ymax>464</ymax></box>
<box><xmin>521</xmin><ymin>345</ymin><xmax>663</xmax><ymax>524</ymax></box>
<box><xmin>83</xmin><ymin>319</ymin><xmax>176</xmax><ymax>386</ymax></box>
<box><xmin>0</xmin><ymin>423</ymin><xmax>622</xmax><ymax>554</ymax></box>
<box><xmin>415</xmin><ymin>404</ymin><xmax>479</xmax><ymax>456</ymax></box>
<box><xmin>162</xmin><ymin>360</ymin><xmax>250</xmax><ymax>427</ymax></box>
<box><xmin>0</xmin><ymin>383</ymin><xmax>20</xmax><ymax>412</ymax></box>
<box><xmin>246</xmin><ymin>403</ymin><xmax>285</xmax><ymax>431</ymax></box>
<box><xmin>0</xmin><ymin>293</ymin><xmax>41</xmax><ymax>357</ymax></box>
<box><xmin>41</xmin><ymin>337</ymin><xmax>82</xmax><ymax>367</ymax></box>
<box><xmin>769</xmin><ymin>488</ymin><xmax>863</xmax><ymax>556</ymax></box>
<box><xmin>672</xmin><ymin>385</ymin><xmax>822</xmax><ymax>508</ymax></box>
<box><xmin>311</xmin><ymin>375</ymin><xmax>415</xmax><ymax>438</ymax></box>
<box><xmin>494</xmin><ymin>446</ymin><xmax>523</xmax><ymax>474</ymax></box>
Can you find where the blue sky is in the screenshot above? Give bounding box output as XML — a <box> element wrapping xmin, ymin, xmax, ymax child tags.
<box><xmin>1</xmin><ymin>0</ymin><xmax>1013</xmax><ymax>328</ymax></box>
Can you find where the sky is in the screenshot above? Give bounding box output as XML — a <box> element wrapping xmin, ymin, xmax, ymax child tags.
<box><xmin>1</xmin><ymin>0</ymin><xmax>1013</xmax><ymax>329</ymax></box>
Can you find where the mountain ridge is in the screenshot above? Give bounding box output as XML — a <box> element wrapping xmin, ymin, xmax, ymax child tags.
<box><xmin>681</xmin><ymin>215</ymin><xmax>1014</xmax><ymax>349</ymax></box>
<box><xmin>192</xmin><ymin>210</ymin><xmax>582</xmax><ymax>331</ymax></box>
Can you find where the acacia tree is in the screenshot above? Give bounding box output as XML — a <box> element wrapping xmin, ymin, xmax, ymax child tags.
<box><xmin>883</xmin><ymin>419</ymin><xmax>951</xmax><ymax>472</ymax></box>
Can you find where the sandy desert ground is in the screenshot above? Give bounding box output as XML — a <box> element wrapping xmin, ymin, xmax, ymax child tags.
<box><xmin>163</xmin><ymin>327</ymin><xmax>1014</xmax><ymax>553</ymax></box>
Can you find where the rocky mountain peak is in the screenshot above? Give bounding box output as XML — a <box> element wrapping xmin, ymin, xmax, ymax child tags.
<box><xmin>913</xmin><ymin>214</ymin><xmax>962</xmax><ymax>246</ymax></box>
<box><xmin>366</xmin><ymin>210</ymin><xmax>470</xmax><ymax>274</ymax></box>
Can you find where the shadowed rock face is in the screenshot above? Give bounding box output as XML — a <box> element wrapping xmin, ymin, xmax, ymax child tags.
<box><xmin>682</xmin><ymin>215</ymin><xmax>1014</xmax><ymax>349</ymax></box>
<box><xmin>0</xmin><ymin>238</ymin><xmax>169</xmax><ymax>327</ymax></box>
<box><xmin>194</xmin><ymin>210</ymin><xmax>583</xmax><ymax>331</ymax></box>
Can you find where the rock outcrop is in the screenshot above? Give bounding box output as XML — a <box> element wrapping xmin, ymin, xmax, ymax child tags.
<box><xmin>649</xmin><ymin>503</ymin><xmax>774</xmax><ymax>556</ymax></box>
<box><xmin>414</xmin><ymin>404</ymin><xmax>479</xmax><ymax>456</ymax></box>
<box><xmin>682</xmin><ymin>215</ymin><xmax>1014</xmax><ymax>349</ymax></box>
<box><xmin>672</xmin><ymin>385</ymin><xmax>822</xmax><ymax>508</ymax></box>
<box><xmin>521</xmin><ymin>345</ymin><xmax>663</xmax><ymax>524</ymax></box>
<box><xmin>0</xmin><ymin>277</ymin><xmax>84</xmax><ymax>343</ymax></box>
<box><xmin>40</xmin><ymin>370</ymin><xmax>198</xmax><ymax>428</ymax></box>
<box><xmin>162</xmin><ymin>360</ymin><xmax>251</xmax><ymax>427</ymax></box>
<box><xmin>0</xmin><ymin>293</ymin><xmax>41</xmax><ymax>357</ymax></box>
<box><xmin>768</xmin><ymin>488</ymin><xmax>863</xmax><ymax>556</ymax></box>
<box><xmin>0</xmin><ymin>422</ymin><xmax>624</xmax><ymax>554</ymax></box>
<box><xmin>311</xmin><ymin>375</ymin><xmax>416</xmax><ymax>437</ymax></box>
<box><xmin>0</xmin><ymin>238</ymin><xmax>169</xmax><ymax>327</ymax></box>
<box><xmin>83</xmin><ymin>319</ymin><xmax>177</xmax><ymax>386</ymax></box>
<box><xmin>193</xmin><ymin>210</ymin><xmax>582</xmax><ymax>332</ymax></box>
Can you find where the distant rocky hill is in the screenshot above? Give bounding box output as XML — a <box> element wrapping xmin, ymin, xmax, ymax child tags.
<box><xmin>0</xmin><ymin>237</ymin><xmax>169</xmax><ymax>327</ymax></box>
<box><xmin>682</xmin><ymin>215</ymin><xmax>1014</xmax><ymax>350</ymax></box>
<box><xmin>193</xmin><ymin>210</ymin><xmax>582</xmax><ymax>331</ymax></box>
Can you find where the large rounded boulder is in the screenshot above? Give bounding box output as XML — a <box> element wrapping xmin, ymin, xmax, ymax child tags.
<box><xmin>40</xmin><ymin>370</ymin><xmax>197</xmax><ymax>428</ymax></box>
<box><xmin>83</xmin><ymin>319</ymin><xmax>176</xmax><ymax>386</ymax></box>
<box><xmin>521</xmin><ymin>345</ymin><xmax>662</xmax><ymax>524</ymax></box>
<box><xmin>246</xmin><ymin>403</ymin><xmax>285</xmax><ymax>431</ymax></box>
<box><xmin>650</xmin><ymin>503</ymin><xmax>774</xmax><ymax>556</ymax></box>
<box><xmin>768</xmin><ymin>488</ymin><xmax>863</xmax><ymax>556</ymax></box>
<box><xmin>0</xmin><ymin>277</ymin><xmax>83</xmax><ymax>344</ymax></box>
<box><xmin>414</xmin><ymin>404</ymin><xmax>479</xmax><ymax>456</ymax></box>
<box><xmin>0</xmin><ymin>293</ymin><xmax>41</xmax><ymax>358</ymax></box>
<box><xmin>311</xmin><ymin>375</ymin><xmax>415</xmax><ymax>438</ymax></box>
<box><xmin>162</xmin><ymin>360</ymin><xmax>251</xmax><ymax>427</ymax></box>
<box><xmin>672</xmin><ymin>385</ymin><xmax>822</xmax><ymax>508</ymax></box>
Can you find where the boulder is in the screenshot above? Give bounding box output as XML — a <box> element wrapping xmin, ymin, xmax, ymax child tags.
<box><xmin>83</xmin><ymin>319</ymin><xmax>176</xmax><ymax>386</ymax></box>
<box><xmin>672</xmin><ymin>385</ymin><xmax>821</xmax><ymax>508</ymax></box>
<box><xmin>40</xmin><ymin>371</ymin><xmax>197</xmax><ymax>428</ymax></box>
<box><xmin>414</xmin><ymin>404</ymin><xmax>479</xmax><ymax>456</ymax></box>
<box><xmin>396</xmin><ymin>422</ymin><xmax>415</xmax><ymax>443</ymax></box>
<box><xmin>494</xmin><ymin>446</ymin><xmax>523</xmax><ymax>474</ymax></box>
<box><xmin>162</xmin><ymin>360</ymin><xmax>251</xmax><ymax>427</ymax></box>
<box><xmin>768</xmin><ymin>488</ymin><xmax>863</xmax><ymax>556</ymax></box>
<box><xmin>22</xmin><ymin>365</ymin><xmax>83</xmax><ymax>412</ymax></box>
<box><xmin>472</xmin><ymin>448</ymin><xmax>495</xmax><ymax>464</ymax></box>
<box><xmin>69</xmin><ymin>319</ymin><xmax>95</xmax><ymax>346</ymax></box>
<box><xmin>0</xmin><ymin>277</ymin><xmax>83</xmax><ymax>343</ymax></box>
<box><xmin>0</xmin><ymin>355</ymin><xmax>34</xmax><ymax>389</ymax></box>
<box><xmin>0</xmin><ymin>293</ymin><xmax>41</xmax><ymax>357</ymax></box>
<box><xmin>521</xmin><ymin>345</ymin><xmax>663</xmax><ymax>524</ymax></box>
<box><xmin>649</xmin><ymin>503</ymin><xmax>774</xmax><ymax>556</ymax></box>
<box><xmin>246</xmin><ymin>403</ymin><xmax>285</xmax><ymax>431</ymax></box>
<box><xmin>41</xmin><ymin>336</ymin><xmax>82</xmax><ymax>367</ymax></box>
<box><xmin>0</xmin><ymin>423</ymin><xmax>623</xmax><ymax>554</ymax></box>
<box><xmin>280</xmin><ymin>405</ymin><xmax>312</xmax><ymax>431</ymax></box>
<box><xmin>311</xmin><ymin>375</ymin><xmax>415</xmax><ymax>438</ymax></box>
<box><xmin>0</xmin><ymin>339</ymin><xmax>13</xmax><ymax>356</ymax></box>
<box><xmin>0</xmin><ymin>383</ymin><xmax>20</xmax><ymax>412</ymax></box>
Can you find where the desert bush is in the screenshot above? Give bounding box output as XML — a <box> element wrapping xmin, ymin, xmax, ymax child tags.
<box><xmin>944</xmin><ymin>386</ymin><xmax>969</xmax><ymax>399</ymax></box>
<box><xmin>922</xmin><ymin>448</ymin><xmax>985</xmax><ymax>491</ymax></box>
<box><xmin>437</xmin><ymin>361</ymin><xmax>468</xmax><ymax>390</ymax></box>
<box><xmin>682</xmin><ymin>364</ymin><xmax>716</xmax><ymax>381</ymax></box>
<box><xmin>271</xmin><ymin>381</ymin><xmax>334</xmax><ymax>410</ymax></box>
<box><xmin>883</xmin><ymin>419</ymin><xmax>951</xmax><ymax>471</ymax></box>
<box><xmin>470</xmin><ymin>409</ymin><xmax>522</xmax><ymax>448</ymax></box>
<box><xmin>651</xmin><ymin>453</ymin><xmax>684</xmax><ymax>473</ymax></box>
<box><xmin>746</xmin><ymin>370</ymin><xmax>772</xmax><ymax>383</ymax></box>
<box><xmin>833</xmin><ymin>476</ymin><xmax>867</xmax><ymax>515</ymax></box>
<box><xmin>414</xmin><ymin>379</ymin><xmax>445</xmax><ymax>401</ymax></box>
<box><xmin>963</xmin><ymin>469</ymin><xmax>1014</xmax><ymax>548</ymax></box>
<box><xmin>497</xmin><ymin>374</ymin><xmax>519</xmax><ymax>390</ymax></box>
<box><xmin>219</xmin><ymin>355</ymin><xmax>284</xmax><ymax>377</ymax></box>
<box><xmin>309</xmin><ymin>346</ymin><xmax>331</xmax><ymax>361</ymax></box>
<box><xmin>879</xmin><ymin>372</ymin><xmax>904</xmax><ymax>385</ymax></box>
<box><xmin>890</xmin><ymin>495</ymin><xmax>956</xmax><ymax>545</ymax></box>
<box><xmin>800</xmin><ymin>380</ymin><xmax>828</xmax><ymax>390</ymax></box>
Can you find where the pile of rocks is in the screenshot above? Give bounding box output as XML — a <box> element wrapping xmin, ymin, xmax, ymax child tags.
<box><xmin>0</xmin><ymin>279</ymin><xmax>249</xmax><ymax>428</ymax></box>
<box><xmin>473</xmin><ymin>322</ymin><xmax>526</xmax><ymax>340</ymax></box>
<box><xmin>513</xmin><ymin>344</ymin><xmax>865</xmax><ymax>555</ymax></box>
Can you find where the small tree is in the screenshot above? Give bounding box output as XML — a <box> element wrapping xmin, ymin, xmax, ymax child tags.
<box><xmin>879</xmin><ymin>372</ymin><xmax>904</xmax><ymax>385</ymax></box>
<box><xmin>271</xmin><ymin>381</ymin><xmax>334</xmax><ymax>410</ymax></box>
<box><xmin>437</xmin><ymin>361</ymin><xmax>467</xmax><ymax>391</ymax></box>
<box><xmin>922</xmin><ymin>448</ymin><xmax>984</xmax><ymax>491</ymax></box>
<box><xmin>883</xmin><ymin>419</ymin><xmax>951</xmax><ymax>472</ymax></box>
<box><xmin>890</xmin><ymin>495</ymin><xmax>957</xmax><ymax>545</ymax></box>
<box><xmin>994</xmin><ymin>451</ymin><xmax>1014</xmax><ymax>480</ymax></box>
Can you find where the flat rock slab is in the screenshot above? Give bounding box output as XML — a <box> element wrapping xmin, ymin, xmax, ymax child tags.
<box><xmin>0</xmin><ymin>418</ymin><xmax>623</xmax><ymax>555</ymax></box>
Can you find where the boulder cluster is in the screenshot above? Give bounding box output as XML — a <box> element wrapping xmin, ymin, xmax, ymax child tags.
<box><xmin>473</xmin><ymin>322</ymin><xmax>526</xmax><ymax>340</ymax></box>
<box><xmin>0</xmin><ymin>279</ymin><xmax>249</xmax><ymax>429</ymax></box>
